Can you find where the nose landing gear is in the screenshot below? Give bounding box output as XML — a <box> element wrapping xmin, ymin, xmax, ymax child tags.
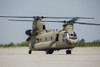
<box><xmin>66</xmin><ymin>49</ymin><xmax>71</xmax><ymax>54</ymax></box>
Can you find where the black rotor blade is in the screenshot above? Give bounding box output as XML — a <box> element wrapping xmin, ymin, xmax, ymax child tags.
<box><xmin>9</xmin><ymin>19</ymin><xmax>100</xmax><ymax>26</ymax></box>
<box><xmin>75</xmin><ymin>22</ymin><xmax>100</xmax><ymax>26</ymax></box>
<box><xmin>69</xmin><ymin>17</ymin><xmax>80</xmax><ymax>22</ymax></box>
<box><xmin>0</xmin><ymin>16</ymin><xmax>34</xmax><ymax>18</ymax></box>
<box><xmin>9</xmin><ymin>19</ymin><xmax>65</xmax><ymax>23</ymax></box>
<box><xmin>43</xmin><ymin>21</ymin><xmax>65</xmax><ymax>23</ymax></box>
<box><xmin>43</xmin><ymin>17</ymin><xmax>94</xmax><ymax>19</ymax></box>
<box><xmin>0</xmin><ymin>16</ymin><xmax>94</xmax><ymax>19</ymax></box>
<box><xmin>9</xmin><ymin>19</ymin><xmax>33</xmax><ymax>21</ymax></box>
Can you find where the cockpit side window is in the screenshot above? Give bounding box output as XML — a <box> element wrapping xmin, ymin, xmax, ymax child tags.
<box><xmin>43</xmin><ymin>25</ymin><xmax>46</xmax><ymax>30</ymax></box>
<box><xmin>62</xmin><ymin>32</ymin><xmax>69</xmax><ymax>38</ymax></box>
<box><xmin>74</xmin><ymin>32</ymin><xmax>77</xmax><ymax>37</ymax></box>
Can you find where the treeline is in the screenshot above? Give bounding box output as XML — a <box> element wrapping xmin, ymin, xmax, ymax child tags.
<box><xmin>0</xmin><ymin>41</ymin><xmax>28</xmax><ymax>47</ymax></box>
<box><xmin>0</xmin><ymin>39</ymin><xmax>100</xmax><ymax>47</ymax></box>
<box><xmin>78</xmin><ymin>39</ymin><xmax>100</xmax><ymax>47</ymax></box>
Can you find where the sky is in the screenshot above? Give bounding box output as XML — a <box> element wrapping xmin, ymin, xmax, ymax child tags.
<box><xmin>0</xmin><ymin>0</ymin><xmax>100</xmax><ymax>44</ymax></box>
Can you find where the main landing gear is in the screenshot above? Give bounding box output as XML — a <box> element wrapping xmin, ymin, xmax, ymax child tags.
<box><xmin>29</xmin><ymin>50</ymin><xmax>32</xmax><ymax>54</ymax></box>
<box><xmin>66</xmin><ymin>49</ymin><xmax>71</xmax><ymax>54</ymax></box>
<box><xmin>28</xmin><ymin>49</ymin><xmax>71</xmax><ymax>54</ymax></box>
<box><xmin>46</xmin><ymin>50</ymin><xmax>54</xmax><ymax>54</ymax></box>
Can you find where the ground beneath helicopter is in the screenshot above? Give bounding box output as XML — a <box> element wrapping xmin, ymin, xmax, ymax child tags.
<box><xmin>0</xmin><ymin>48</ymin><xmax>100</xmax><ymax>67</ymax></box>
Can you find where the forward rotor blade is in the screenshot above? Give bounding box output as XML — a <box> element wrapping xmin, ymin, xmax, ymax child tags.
<box><xmin>43</xmin><ymin>21</ymin><xmax>65</xmax><ymax>23</ymax></box>
<box><xmin>75</xmin><ymin>22</ymin><xmax>100</xmax><ymax>26</ymax></box>
<box><xmin>9</xmin><ymin>19</ymin><xmax>100</xmax><ymax>26</ymax></box>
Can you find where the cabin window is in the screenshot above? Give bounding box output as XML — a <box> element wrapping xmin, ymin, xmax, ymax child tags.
<box><xmin>37</xmin><ymin>38</ymin><xmax>39</xmax><ymax>42</ymax></box>
<box><xmin>50</xmin><ymin>37</ymin><xmax>52</xmax><ymax>40</ymax></box>
<box><xmin>40</xmin><ymin>38</ymin><xmax>42</xmax><ymax>41</ymax></box>
<box><xmin>45</xmin><ymin>37</ymin><xmax>47</xmax><ymax>41</ymax></box>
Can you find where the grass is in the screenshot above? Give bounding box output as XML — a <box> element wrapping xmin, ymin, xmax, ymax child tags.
<box><xmin>0</xmin><ymin>46</ymin><xmax>28</xmax><ymax>49</ymax></box>
<box><xmin>76</xmin><ymin>46</ymin><xmax>100</xmax><ymax>49</ymax></box>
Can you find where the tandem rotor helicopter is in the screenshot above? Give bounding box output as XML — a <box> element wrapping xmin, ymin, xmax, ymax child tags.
<box><xmin>0</xmin><ymin>16</ymin><xmax>100</xmax><ymax>54</ymax></box>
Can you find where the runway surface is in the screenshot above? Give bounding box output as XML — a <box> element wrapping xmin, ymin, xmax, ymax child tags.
<box><xmin>0</xmin><ymin>48</ymin><xmax>100</xmax><ymax>67</ymax></box>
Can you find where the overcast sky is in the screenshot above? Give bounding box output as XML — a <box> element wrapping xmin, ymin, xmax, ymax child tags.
<box><xmin>0</xmin><ymin>0</ymin><xmax>100</xmax><ymax>44</ymax></box>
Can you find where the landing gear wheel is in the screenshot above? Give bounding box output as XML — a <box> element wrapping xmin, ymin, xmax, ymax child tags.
<box><xmin>66</xmin><ymin>50</ymin><xmax>71</xmax><ymax>54</ymax></box>
<box><xmin>29</xmin><ymin>50</ymin><xmax>32</xmax><ymax>54</ymax></box>
<box><xmin>46</xmin><ymin>50</ymin><xmax>54</xmax><ymax>54</ymax></box>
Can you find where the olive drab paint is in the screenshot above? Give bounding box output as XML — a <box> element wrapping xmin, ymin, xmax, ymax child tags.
<box><xmin>0</xmin><ymin>16</ymin><xmax>97</xmax><ymax>54</ymax></box>
<box><xmin>27</xmin><ymin>19</ymin><xmax>78</xmax><ymax>52</ymax></box>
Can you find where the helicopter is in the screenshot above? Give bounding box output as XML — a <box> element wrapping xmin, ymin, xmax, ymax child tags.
<box><xmin>0</xmin><ymin>16</ymin><xmax>100</xmax><ymax>54</ymax></box>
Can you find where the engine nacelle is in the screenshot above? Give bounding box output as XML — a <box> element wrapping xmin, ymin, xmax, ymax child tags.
<box><xmin>25</xmin><ymin>30</ymin><xmax>32</xmax><ymax>36</ymax></box>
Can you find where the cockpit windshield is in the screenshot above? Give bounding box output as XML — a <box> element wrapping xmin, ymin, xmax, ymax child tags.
<box><xmin>63</xmin><ymin>32</ymin><xmax>77</xmax><ymax>39</ymax></box>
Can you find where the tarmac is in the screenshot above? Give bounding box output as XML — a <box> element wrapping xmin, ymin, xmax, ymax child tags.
<box><xmin>0</xmin><ymin>48</ymin><xmax>100</xmax><ymax>67</ymax></box>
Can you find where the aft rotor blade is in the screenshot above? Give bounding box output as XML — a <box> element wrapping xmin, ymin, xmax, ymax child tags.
<box><xmin>9</xmin><ymin>19</ymin><xmax>33</xmax><ymax>21</ymax></box>
<box><xmin>43</xmin><ymin>17</ymin><xmax>94</xmax><ymax>19</ymax></box>
<box><xmin>69</xmin><ymin>17</ymin><xmax>80</xmax><ymax>22</ymax></box>
<box><xmin>75</xmin><ymin>22</ymin><xmax>100</xmax><ymax>26</ymax></box>
<box><xmin>0</xmin><ymin>16</ymin><xmax>94</xmax><ymax>19</ymax></box>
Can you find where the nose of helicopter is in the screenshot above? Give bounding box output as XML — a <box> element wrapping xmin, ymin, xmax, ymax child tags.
<box><xmin>66</xmin><ymin>38</ymin><xmax>79</xmax><ymax>45</ymax></box>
